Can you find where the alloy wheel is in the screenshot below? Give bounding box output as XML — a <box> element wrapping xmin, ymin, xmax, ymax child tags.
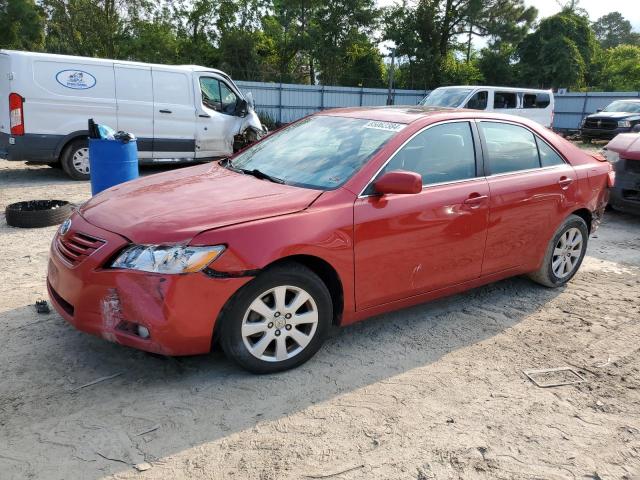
<box><xmin>551</xmin><ymin>227</ymin><xmax>583</xmax><ymax>279</ymax></box>
<box><xmin>72</xmin><ymin>147</ymin><xmax>90</xmax><ymax>175</ymax></box>
<box><xmin>241</xmin><ymin>285</ymin><xmax>319</xmax><ymax>362</ymax></box>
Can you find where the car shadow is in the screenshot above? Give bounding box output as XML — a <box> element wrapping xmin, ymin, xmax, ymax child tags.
<box><xmin>0</xmin><ymin>275</ymin><xmax>564</xmax><ymax>479</ymax></box>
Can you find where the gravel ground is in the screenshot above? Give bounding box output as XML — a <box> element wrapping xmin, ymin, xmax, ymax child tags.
<box><xmin>1</xmin><ymin>159</ymin><xmax>639</xmax><ymax>480</ymax></box>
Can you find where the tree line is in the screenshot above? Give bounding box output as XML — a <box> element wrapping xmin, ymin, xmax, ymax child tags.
<box><xmin>1</xmin><ymin>0</ymin><xmax>639</xmax><ymax>91</ymax></box>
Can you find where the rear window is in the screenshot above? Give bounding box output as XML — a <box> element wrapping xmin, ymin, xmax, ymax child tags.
<box><xmin>523</xmin><ymin>93</ymin><xmax>551</xmax><ymax>109</ymax></box>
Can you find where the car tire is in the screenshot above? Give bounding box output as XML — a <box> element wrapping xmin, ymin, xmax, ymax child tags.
<box><xmin>218</xmin><ymin>263</ymin><xmax>332</xmax><ymax>374</ymax></box>
<box><xmin>5</xmin><ymin>200</ymin><xmax>73</xmax><ymax>228</ymax></box>
<box><xmin>61</xmin><ymin>138</ymin><xmax>90</xmax><ymax>181</ymax></box>
<box><xmin>528</xmin><ymin>214</ymin><xmax>589</xmax><ymax>288</ymax></box>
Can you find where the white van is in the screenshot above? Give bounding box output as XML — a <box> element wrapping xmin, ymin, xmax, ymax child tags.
<box><xmin>420</xmin><ymin>86</ymin><xmax>555</xmax><ymax>128</ymax></box>
<box><xmin>0</xmin><ymin>50</ymin><xmax>265</xmax><ymax>179</ymax></box>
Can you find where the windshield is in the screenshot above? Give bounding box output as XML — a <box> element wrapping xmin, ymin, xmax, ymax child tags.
<box><xmin>230</xmin><ymin>116</ymin><xmax>402</xmax><ymax>190</ymax></box>
<box><xmin>420</xmin><ymin>88</ymin><xmax>473</xmax><ymax>107</ymax></box>
<box><xmin>603</xmin><ymin>101</ymin><xmax>640</xmax><ymax>113</ymax></box>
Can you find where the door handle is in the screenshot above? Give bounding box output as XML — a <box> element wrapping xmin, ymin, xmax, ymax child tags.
<box><xmin>199</xmin><ymin>113</ymin><xmax>211</xmax><ymax>118</ymax></box>
<box><xmin>558</xmin><ymin>177</ymin><xmax>573</xmax><ymax>189</ymax></box>
<box><xmin>463</xmin><ymin>194</ymin><xmax>488</xmax><ymax>205</ymax></box>
<box><xmin>159</xmin><ymin>109</ymin><xmax>172</xmax><ymax>114</ymax></box>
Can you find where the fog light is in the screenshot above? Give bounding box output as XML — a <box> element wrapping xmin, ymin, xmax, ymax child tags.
<box><xmin>137</xmin><ymin>325</ymin><xmax>150</xmax><ymax>339</ymax></box>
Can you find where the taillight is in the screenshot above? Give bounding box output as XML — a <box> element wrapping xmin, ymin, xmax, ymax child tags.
<box><xmin>9</xmin><ymin>92</ymin><xmax>24</xmax><ymax>136</ymax></box>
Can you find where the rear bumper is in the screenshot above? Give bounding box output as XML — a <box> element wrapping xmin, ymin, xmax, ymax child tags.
<box><xmin>610</xmin><ymin>161</ymin><xmax>640</xmax><ymax>215</ymax></box>
<box><xmin>0</xmin><ymin>131</ymin><xmax>60</xmax><ymax>162</ymax></box>
<box><xmin>47</xmin><ymin>212</ymin><xmax>251</xmax><ymax>356</ymax></box>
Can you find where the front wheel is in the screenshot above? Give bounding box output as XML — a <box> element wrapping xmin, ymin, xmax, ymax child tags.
<box><xmin>528</xmin><ymin>214</ymin><xmax>589</xmax><ymax>288</ymax></box>
<box><xmin>61</xmin><ymin>139</ymin><xmax>90</xmax><ymax>180</ymax></box>
<box><xmin>219</xmin><ymin>263</ymin><xmax>332</xmax><ymax>373</ymax></box>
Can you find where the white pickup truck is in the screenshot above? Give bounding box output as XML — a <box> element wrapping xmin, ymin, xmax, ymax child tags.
<box><xmin>0</xmin><ymin>49</ymin><xmax>265</xmax><ymax>179</ymax></box>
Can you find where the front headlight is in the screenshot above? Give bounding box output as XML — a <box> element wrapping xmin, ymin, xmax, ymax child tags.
<box><xmin>618</xmin><ymin>120</ymin><xmax>631</xmax><ymax>128</ymax></box>
<box><xmin>110</xmin><ymin>244</ymin><xmax>225</xmax><ymax>274</ymax></box>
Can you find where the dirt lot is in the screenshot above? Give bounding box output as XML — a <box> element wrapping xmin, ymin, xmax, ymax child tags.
<box><xmin>1</xmin><ymin>159</ymin><xmax>639</xmax><ymax>480</ymax></box>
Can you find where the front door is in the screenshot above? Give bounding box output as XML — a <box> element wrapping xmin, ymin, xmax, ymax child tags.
<box><xmin>478</xmin><ymin>120</ymin><xmax>578</xmax><ymax>274</ymax></box>
<box><xmin>151</xmin><ymin>69</ymin><xmax>196</xmax><ymax>159</ymax></box>
<box><xmin>354</xmin><ymin>121</ymin><xmax>490</xmax><ymax>310</ymax></box>
<box><xmin>195</xmin><ymin>76</ymin><xmax>243</xmax><ymax>158</ymax></box>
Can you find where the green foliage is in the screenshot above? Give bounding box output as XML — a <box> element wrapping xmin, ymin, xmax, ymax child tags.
<box><xmin>598</xmin><ymin>45</ymin><xmax>640</xmax><ymax>91</ymax></box>
<box><xmin>0</xmin><ymin>0</ymin><xmax>45</xmax><ymax>50</ymax></box>
<box><xmin>593</xmin><ymin>12</ymin><xmax>640</xmax><ymax>49</ymax></box>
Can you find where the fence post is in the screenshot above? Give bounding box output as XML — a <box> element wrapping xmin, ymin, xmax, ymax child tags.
<box><xmin>278</xmin><ymin>83</ymin><xmax>283</xmax><ymax>124</ymax></box>
<box><xmin>580</xmin><ymin>90</ymin><xmax>589</xmax><ymax>123</ymax></box>
<box><xmin>320</xmin><ymin>85</ymin><xmax>325</xmax><ymax>111</ymax></box>
<box><xmin>359</xmin><ymin>86</ymin><xmax>364</xmax><ymax>106</ymax></box>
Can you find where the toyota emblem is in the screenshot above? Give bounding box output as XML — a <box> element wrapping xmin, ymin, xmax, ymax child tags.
<box><xmin>60</xmin><ymin>218</ymin><xmax>72</xmax><ymax>235</ymax></box>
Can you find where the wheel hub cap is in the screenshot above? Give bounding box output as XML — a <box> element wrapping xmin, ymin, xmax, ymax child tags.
<box><xmin>551</xmin><ymin>227</ymin><xmax>584</xmax><ymax>279</ymax></box>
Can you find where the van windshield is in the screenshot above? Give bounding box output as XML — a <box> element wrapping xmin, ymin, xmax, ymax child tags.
<box><xmin>229</xmin><ymin>116</ymin><xmax>401</xmax><ymax>190</ymax></box>
<box><xmin>603</xmin><ymin>101</ymin><xmax>640</xmax><ymax>113</ymax></box>
<box><xmin>420</xmin><ymin>88</ymin><xmax>473</xmax><ymax>108</ymax></box>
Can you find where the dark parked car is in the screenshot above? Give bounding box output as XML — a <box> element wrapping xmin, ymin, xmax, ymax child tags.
<box><xmin>580</xmin><ymin>100</ymin><xmax>640</xmax><ymax>142</ymax></box>
<box><xmin>604</xmin><ymin>133</ymin><xmax>640</xmax><ymax>215</ymax></box>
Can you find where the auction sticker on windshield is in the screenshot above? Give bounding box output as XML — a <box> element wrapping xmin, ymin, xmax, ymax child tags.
<box><xmin>364</xmin><ymin>120</ymin><xmax>406</xmax><ymax>132</ymax></box>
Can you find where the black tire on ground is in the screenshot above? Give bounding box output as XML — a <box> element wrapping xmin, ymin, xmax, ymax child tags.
<box><xmin>61</xmin><ymin>138</ymin><xmax>90</xmax><ymax>181</ymax></box>
<box><xmin>218</xmin><ymin>263</ymin><xmax>332</xmax><ymax>374</ymax></box>
<box><xmin>5</xmin><ymin>200</ymin><xmax>73</xmax><ymax>228</ymax></box>
<box><xmin>528</xmin><ymin>214</ymin><xmax>589</xmax><ymax>288</ymax></box>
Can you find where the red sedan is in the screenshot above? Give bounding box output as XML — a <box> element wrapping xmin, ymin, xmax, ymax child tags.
<box><xmin>48</xmin><ymin>107</ymin><xmax>612</xmax><ymax>373</ymax></box>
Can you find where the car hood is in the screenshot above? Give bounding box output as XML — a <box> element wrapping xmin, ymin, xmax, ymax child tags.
<box><xmin>606</xmin><ymin>133</ymin><xmax>640</xmax><ymax>161</ymax></box>
<box><xmin>587</xmin><ymin>112</ymin><xmax>640</xmax><ymax>120</ymax></box>
<box><xmin>80</xmin><ymin>163</ymin><xmax>323</xmax><ymax>244</ymax></box>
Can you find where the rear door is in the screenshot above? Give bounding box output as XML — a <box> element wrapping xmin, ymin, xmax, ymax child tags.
<box><xmin>0</xmin><ymin>53</ymin><xmax>10</xmax><ymax>134</ymax></box>
<box><xmin>114</xmin><ymin>64</ymin><xmax>153</xmax><ymax>158</ymax></box>
<box><xmin>479</xmin><ymin>120</ymin><xmax>577</xmax><ymax>274</ymax></box>
<box><xmin>151</xmin><ymin>69</ymin><xmax>195</xmax><ymax>159</ymax></box>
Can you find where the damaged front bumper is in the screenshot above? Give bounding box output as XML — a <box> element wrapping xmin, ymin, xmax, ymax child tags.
<box><xmin>47</xmin><ymin>213</ymin><xmax>250</xmax><ymax>356</ymax></box>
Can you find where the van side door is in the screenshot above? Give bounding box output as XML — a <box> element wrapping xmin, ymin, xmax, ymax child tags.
<box><xmin>151</xmin><ymin>69</ymin><xmax>196</xmax><ymax>159</ymax></box>
<box><xmin>114</xmin><ymin>64</ymin><xmax>153</xmax><ymax>159</ymax></box>
<box><xmin>195</xmin><ymin>75</ymin><xmax>244</xmax><ymax>158</ymax></box>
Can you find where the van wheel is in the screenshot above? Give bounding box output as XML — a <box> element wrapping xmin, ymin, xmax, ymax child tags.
<box><xmin>528</xmin><ymin>214</ymin><xmax>589</xmax><ymax>288</ymax></box>
<box><xmin>61</xmin><ymin>139</ymin><xmax>90</xmax><ymax>181</ymax></box>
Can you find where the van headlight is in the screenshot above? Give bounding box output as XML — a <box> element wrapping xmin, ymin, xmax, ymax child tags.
<box><xmin>110</xmin><ymin>245</ymin><xmax>225</xmax><ymax>274</ymax></box>
<box><xmin>618</xmin><ymin>120</ymin><xmax>631</xmax><ymax>128</ymax></box>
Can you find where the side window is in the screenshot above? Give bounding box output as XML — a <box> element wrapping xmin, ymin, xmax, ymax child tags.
<box><xmin>382</xmin><ymin>122</ymin><xmax>476</xmax><ymax>185</ymax></box>
<box><xmin>494</xmin><ymin>92</ymin><xmax>517</xmax><ymax>109</ymax></box>
<box><xmin>220</xmin><ymin>82</ymin><xmax>239</xmax><ymax>115</ymax></box>
<box><xmin>536</xmin><ymin>137</ymin><xmax>565</xmax><ymax>167</ymax></box>
<box><xmin>153</xmin><ymin>71</ymin><xmax>191</xmax><ymax>105</ymax></box>
<box><xmin>465</xmin><ymin>91</ymin><xmax>488</xmax><ymax>110</ymax></box>
<box><xmin>523</xmin><ymin>93</ymin><xmax>551</xmax><ymax>109</ymax></box>
<box><xmin>480</xmin><ymin>122</ymin><xmax>540</xmax><ymax>174</ymax></box>
<box><xmin>200</xmin><ymin>77</ymin><xmax>222</xmax><ymax>111</ymax></box>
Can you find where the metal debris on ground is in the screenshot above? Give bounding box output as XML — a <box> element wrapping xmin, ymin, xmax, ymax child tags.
<box><xmin>71</xmin><ymin>372</ymin><xmax>123</xmax><ymax>392</ymax></box>
<box><xmin>35</xmin><ymin>300</ymin><xmax>50</xmax><ymax>314</ymax></box>
<box><xmin>523</xmin><ymin>367</ymin><xmax>586</xmax><ymax>388</ymax></box>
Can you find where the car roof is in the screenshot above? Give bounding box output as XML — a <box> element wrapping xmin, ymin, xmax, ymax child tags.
<box><xmin>319</xmin><ymin>105</ymin><xmax>543</xmax><ymax>126</ymax></box>
<box><xmin>431</xmin><ymin>85</ymin><xmax>552</xmax><ymax>93</ymax></box>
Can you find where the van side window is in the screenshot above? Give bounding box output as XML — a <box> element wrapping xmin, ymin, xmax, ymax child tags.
<box><xmin>220</xmin><ymin>82</ymin><xmax>238</xmax><ymax>115</ymax></box>
<box><xmin>200</xmin><ymin>77</ymin><xmax>222</xmax><ymax>111</ymax></box>
<box><xmin>382</xmin><ymin>122</ymin><xmax>477</xmax><ymax>185</ymax></box>
<box><xmin>536</xmin><ymin>137</ymin><xmax>565</xmax><ymax>167</ymax></box>
<box><xmin>480</xmin><ymin>122</ymin><xmax>540</xmax><ymax>174</ymax></box>
<box><xmin>523</xmin><ymin>93</ymin><xmax>551</xmax><ymax>109</ymax></box>
<box><xmin>153</xmin><ymin>71</ymin><xmax>191</xmax><ymax>106</ymax></box>
<box><xmin>465</xmin><ymin>91</ymin><xmax>488</xmax><ymax>110</ymax></box>
<box><xmin>494</xmin><ymin>92</ymin><xmax>517</xmax><ymax>109</ymax></box>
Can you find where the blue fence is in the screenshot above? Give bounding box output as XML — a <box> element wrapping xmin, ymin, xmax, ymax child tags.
<box><xmin>236</xmin><ymin>80</ymin><xmax>640</xmax><ymax>131</ymax></box>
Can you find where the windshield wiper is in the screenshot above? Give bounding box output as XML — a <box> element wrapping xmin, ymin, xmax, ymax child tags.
<box><xmin>239</xmin><ymin>168</ymin><xmax>285</xmax><ymax>184</ymax></box>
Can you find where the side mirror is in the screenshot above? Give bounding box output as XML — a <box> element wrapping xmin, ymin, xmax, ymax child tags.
<box><xmin>596</xmin><ymin>109</ymin><xmax>603</xmax><ymax>113</ymax></box>
<box><xmin>373</xmin><ymin>171</ymin><xmax>422</xmax><ymax>195</ymax></box>
<box><xmin>237</xmin><ymin>99</ymin><xmax>248</xmax><ymax>118</ymax></box>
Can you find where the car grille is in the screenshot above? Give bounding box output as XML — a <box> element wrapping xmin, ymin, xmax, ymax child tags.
<box><xmin>55</xmin><ymin>231</ymin><xmax>105</xmax><ymax>266</ymax></box>
<box><xmin>584</xmin><ymin>119</ymin><xmax>618</xmax><ymax>130</ymax></box>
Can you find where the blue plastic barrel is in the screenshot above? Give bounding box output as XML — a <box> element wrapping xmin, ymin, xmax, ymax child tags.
<box><xmin>88</xmin><ymin>138</ymin><xmax>139</xmax><ymax>195</ymax></box>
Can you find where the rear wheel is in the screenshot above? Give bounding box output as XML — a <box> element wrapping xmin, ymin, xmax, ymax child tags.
<box><xmin>528</xmin><ymin>214</ymin><xmax>589</xmax><ymax>288</ymax></box>
<box><xmin>219</xmin><ymin>263</ymin><xmax>332</xmax><ymax>373</ymax></box>
<box><xmin>61</xmin><ymin>139</ymin><xmax>90</xmax><ymax>180</ymax></box>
